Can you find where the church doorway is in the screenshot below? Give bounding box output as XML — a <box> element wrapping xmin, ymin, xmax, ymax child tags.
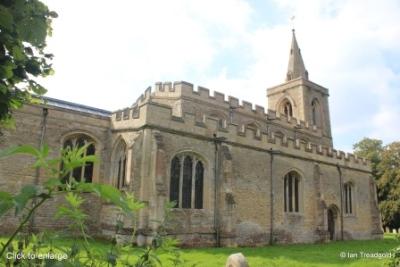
<box><xmin>327</xmin><ymin>209</ymin><xmax>335</xmax><ymax>240</ymax></box>
<box><xmin>327</xmin><ymin>205</ymin><xmax>338</xmax><ymax>241</ymax></box>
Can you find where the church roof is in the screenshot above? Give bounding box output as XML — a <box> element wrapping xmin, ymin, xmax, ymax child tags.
<box><xmin>41</xmin><ymin>96</ymin><xmax>112</xmax><ymax>117</ymax></box>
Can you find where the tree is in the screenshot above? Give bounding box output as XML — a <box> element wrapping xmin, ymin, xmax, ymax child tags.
<box><xmin>377</xmin><ymin>142</ymin><xmax>400</xmax><ymax>229</ymax></box>
<box><xmin>0</xmin><ymin>0</ymin><xmax>57</xmax><ymax>127</ymax></box>
<box><xmin>353</xmin><ymin>137</ymin><xmax>383</xmax><ymax>180</ymax></box>
<box><xmin>354</xmin><ymin>138</ymin><xmax>400</xmax><ymax>229</ymax></box>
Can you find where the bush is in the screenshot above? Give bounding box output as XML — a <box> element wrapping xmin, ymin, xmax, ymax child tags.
<box><xmin>0</xmin><ymin>144</ymin><xmax>187</xmax><ymax>266</ymax></box>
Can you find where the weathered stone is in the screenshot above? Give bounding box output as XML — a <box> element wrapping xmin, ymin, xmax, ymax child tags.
<box><xmin>235</xmin><ymin>221</ymin><xmax>266</xmax><ymax>247</ymax></box>
<box><xmin>225</xmin><ymin>253</ymin><xmax>249</xmax><ymax>267</ymax></box>
<box><xmin>0</xmin><ymin>31</ymin><xmax>383</xmax><ymax>247</ymax></box>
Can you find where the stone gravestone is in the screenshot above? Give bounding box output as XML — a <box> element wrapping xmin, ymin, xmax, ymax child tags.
<box><xmin>225</xmin><ymin>253</ymin><xmax>249</xmax><ymax>267</ymax></box>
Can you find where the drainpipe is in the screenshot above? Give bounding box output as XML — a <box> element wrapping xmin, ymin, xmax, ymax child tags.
<box><xmin>336</xmin><ymin>163</ymin><xmax>344</xmax><ymax>240</ymax></box>
<box><xmin>268</xmin><ymin>149</ymin><xmax>281</xmax><ymax>245</ymax></box>
<box><xmin>213</xmin><ymin>134</ymin><xmax>226</xmax><ymax>247</ymax></box>
<box><xmin>29</xmin><ymin>107</ymin><xmax>48</xmax><ymax>232</ymax></box>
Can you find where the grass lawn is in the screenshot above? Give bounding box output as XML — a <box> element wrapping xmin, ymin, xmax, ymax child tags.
<box><xmin>1</xmin><ymin>234</ymin><xmax>398</xmax><ymax>266</ymax></box>
<box><xmin>174</xmin><ymin>234</ymin><xmax>398</xmax><ymax>267</ymax></box>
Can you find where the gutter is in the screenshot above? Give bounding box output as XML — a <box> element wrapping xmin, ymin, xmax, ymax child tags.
<box><xmin>268</xmin><ymin>149</ymin><xmax>281</xmax><ymax>245</ymax></box>
<box><xmin>336</xmin><ymin>163</ymin><xmax>344</xmax><ymax>240</ymax></box>
<box><xmin>213</xmin><ymin>134</ymin><xmax>226</xmax><ymax>247</ymax></box>
<box><xmin>29</xmin><ymin>107</ymin><xmax>48</xmax><ymax>232</ymax></box>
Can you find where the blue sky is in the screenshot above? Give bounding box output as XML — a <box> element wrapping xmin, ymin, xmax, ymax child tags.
<box><xmin>41</xmin><ymin>0</ymin><xmax>400</xmax><ymax>152</ymax></box>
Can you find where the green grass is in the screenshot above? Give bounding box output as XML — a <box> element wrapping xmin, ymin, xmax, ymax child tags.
<box><xmin>1</xmin><ymin>234</ymin><xmax>398</xmax><ymax>266</ymax></box>
<box><xmin>174</xmin><ymin>234</ymin><xmax>398</xmax><ymax>267</ymax></box>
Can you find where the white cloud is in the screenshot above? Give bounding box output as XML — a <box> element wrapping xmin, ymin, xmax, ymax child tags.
<box><xmin>371</xmin><ymin>108</ymin><xmax>400</xmax><ymax>141</ymax></box>
<box><xmin>39</xmin><ymin>0</ymin><xmax>400</xmax><ymax>149</ymax></box>
<box><xmin>40</xmin><ymin>0</ymin><xmax>253</xmax><ymax>110</ymax></box>
<box><xmin>204</xmin><ymin>0</ymin><xmax>400</xmax><ymax>148</ymax></box>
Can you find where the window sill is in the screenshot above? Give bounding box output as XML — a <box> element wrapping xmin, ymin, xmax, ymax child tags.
<box><xmin>117</xmin><ymin>187</ymin><xmax>129</xmax><ymax>192</ymax></box>
<box><xmin>344</xmin><ymin>214</ymin><xmax>356</xmax><ymax>218</ymax></box>
<box><xmin>284</xmin><ymin>212</ymin><xmax>303</xmax><ymax>216</ymax></box>
<box><xmin>171</xmin><ymin>208</ymin><xmax>205</xmax><ymax>211</ymax></box>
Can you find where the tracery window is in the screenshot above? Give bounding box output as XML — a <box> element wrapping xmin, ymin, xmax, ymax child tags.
<box><xmin>284</xmin><ymin>171</ymin><xmax>300</xmax><ymax>212</ymax></box>
<box><xmin>344</xmin><ymin>183</ymin><xmax>353</xmax><ymax>214</ymax></box>
<box><xmin>61</xmin><ymin>134</ymin><xmax>95</xmax><ymax>183</ymax></box>
<box><xmin>311</xmin><ymin>99</ymin><xmax>320</xmax><ymax>126</ymax></box>
<box><xmin>169</xmin><ymin>154</ymin><xmax>204</xmax><ymax>209</ymax></box>
<box><xmin>282</xmin><ymin>100</ymin><xmax>293</xmax><ymax>117</ymax></box>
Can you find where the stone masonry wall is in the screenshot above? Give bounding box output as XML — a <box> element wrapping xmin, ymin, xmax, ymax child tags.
<box><xmin>0</xmin><ymin>104</ymin><xmax>110</xmax><ymax>234</ymax></box>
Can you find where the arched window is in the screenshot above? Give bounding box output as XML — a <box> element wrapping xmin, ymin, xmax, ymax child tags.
<box><xmin>182</xmin><ymin>156</ymin><xmax>193</xmax><ymax>208</ymax></box>
<box><xmin>169</xmin><ymin>154</ymin><xmax>204</xmax><ymax>209</ymax></box>
<box><xmin>344</xmin><ymin>183</ymin><xmax>354</xmax><ymax>214</ymax></box>
<box><xmin>281</xmin><ymin>99</ymin><xmax>293</xmax><ymax>117</ymax></box>
<box><xmin>170</xmin><ymin>157</ymin><xmax>181</xmax><ymax>207</ymax></box>
<box><xmin>195</xmin><ymin>161</ymin><xmax>204</xmax><ymax>209</ymax></box>
<box><xmin>113</xmin><ymin>140</ymin><xmax>127</xmax><ymax>189</ymax></box>
<box><xmin>284</xmin><ymin>171</ymin><xmax>300</xmax><ymax>212</ymax></box>
<box><xmin>311</xmin><ymin>99</ymin><xmax>320</xmax><ymax>126</ymax></box>
<box><xmin>61</xmin><ymin>134</ymin><xmax>95</xmax><ymax>183</ymax></box>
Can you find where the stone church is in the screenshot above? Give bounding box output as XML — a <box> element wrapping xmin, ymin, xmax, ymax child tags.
<box><xmin>0</xmin><ymin>30</ymin><xmax>383</xmax><ymax>247</ymax></box>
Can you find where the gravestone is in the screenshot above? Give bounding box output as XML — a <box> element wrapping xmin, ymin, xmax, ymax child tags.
<box><xmin>225</xmin><ymin>253</ymin><xmax>249</xmax><ymax>267</ymax></box>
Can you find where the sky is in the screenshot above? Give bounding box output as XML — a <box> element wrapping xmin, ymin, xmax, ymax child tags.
<box><xmin>40</xmin><ymin>0</ymin><xmax>400</xmax><ymax>152</ymax></box>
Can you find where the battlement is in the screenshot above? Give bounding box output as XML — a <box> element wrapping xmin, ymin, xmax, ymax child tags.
<box><xmin>113</xmin><ymin>82</ymin><xmax>320</xmax><ymax>135</ymax></box>
<box><xmin>152</xmin><ymin>81</ymin><xmax>320</xmax><ymax>133</ymax></box>
<box><xmin>111</xmin><ymin>92</ymin><xmax>370</xmax><ymax>170</ymax></box>
<box><xmin>153</xmin><ymin>81</ymin><xmax>265</xmax><ymax>114</ymax></box>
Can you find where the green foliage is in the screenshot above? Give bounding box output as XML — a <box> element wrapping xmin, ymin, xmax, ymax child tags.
<box><xmin>0</xmin><ymin>0</ymin><xmax>57</xmax><ymax>127</ymax></box>
<box><xmin>377</xmin><ymin>142</ymin><xmax>400</xmax><ymax>229</ymax></box>
<box><xmin>353</xmin><ymin>139</ymin><xmax>400</xmax><ymax>266</ymax></box>
<box><xmin>1</xmin><ymin>234</ymin><xmax>398</xmax><ymax>267</ymax></box>
<box><xmin>0</xmin><ymin>143</ymin><xmax>185</xmax><ymax>266</ymax></box>
<box><xmin>353</xmin><ymin>137</ymin><xmax>383</xmax><ymax>179</ymax></box>
<box><xmin>55</xmin><ymin>192</ymin><xmax>87</xmax><ymax>231</ymax></box>
<box><xmin>388</xmin><ymin>234</ymin><xmax>400</xmax><ymax>267</ymax></box>
<box><xmin>353</xmin><ymin>138</ymin><xmax>400</xmax><ymax>228</ymax></box>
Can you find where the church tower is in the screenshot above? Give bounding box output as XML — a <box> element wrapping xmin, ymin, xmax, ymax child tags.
<box><xmin>267</xmin><ymin>29</ymin><xmax>333</xmax><ymax>146</ymax></box>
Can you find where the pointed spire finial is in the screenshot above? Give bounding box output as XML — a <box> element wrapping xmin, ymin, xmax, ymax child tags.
<box><xmin>286</xmin><ymin>29</ymin><xmax>308</xmax><ymax>81</ymax></box>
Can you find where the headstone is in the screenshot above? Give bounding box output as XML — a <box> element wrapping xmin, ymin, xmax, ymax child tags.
<box><xmin>393</xmin><ymin>229</ymin><xmax>397</xmax><ymax>234</ymax></box>
<box><xmin>225</xmin><ymin>253</ymin><xmax>249</xmax><ymax>267</ymax></box>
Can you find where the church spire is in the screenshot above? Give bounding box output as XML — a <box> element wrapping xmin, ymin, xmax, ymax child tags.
<box><xmin>286</xmin><ymin>29</ymin><xmax>308</xmax><ymax>81</ymax></box>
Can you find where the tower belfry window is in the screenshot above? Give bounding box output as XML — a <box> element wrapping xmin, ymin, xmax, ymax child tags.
<box><xmin>311</xmin><ymin>99</ymin><xmax>320</xmax><ymax>126</ymax></box>
<box><xmin>283</xmin><ymin>101</ymin><xmax>293</xmax><ymax>117</ymax></box>
<box><xmin>312</xmin><ymin>101</ymin><xmax>317</xmax><ymax>125</ymax></box>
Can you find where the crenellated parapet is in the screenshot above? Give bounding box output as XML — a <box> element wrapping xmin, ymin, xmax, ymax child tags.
<box><xmin>153</xmin><ymin>81</ymin><xmax>266</xmax><ymax>115</ymax></box>
<box><xmin>111</xmin><ymin>87</ymin><xmax>369</xmax><ymax>170</ymax></box>
<box><xmin>151</xmin><ymin>81</ymin><xmax>321</xmax><ymax>135</ymax></box>
<box><xmin>112</xmin><ymin>86</ymin><xmax>153</xmax><ymax>122</ymax></box>
<box><xmin>113</xmin><ymin>82</ymin><xmax>319</xmax><ymax>134</ymax></box>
